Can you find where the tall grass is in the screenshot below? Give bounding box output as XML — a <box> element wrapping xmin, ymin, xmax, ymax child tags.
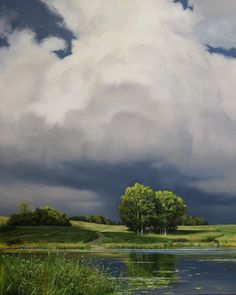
<box><xmin>0</xmin><ymin>254</ymin><xmax>117</xmax><ymax>295</ymax></box>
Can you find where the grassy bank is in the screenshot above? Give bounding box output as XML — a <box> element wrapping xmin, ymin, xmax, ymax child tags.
<box><xmin>76</xmin><ymin>221</ymin><xmax>236</xmax><ymax>249</ymax></box>
<box><xmin>0</xmin><ymin>217</ymin><xmax>98</xmax><ymax>249</ymax></box>
<box><xmin>0</xmin><ymin>254</ymin><xmax>116</xmax><ymax>295</ymax></box>
<box><xmin>1</xmin><ymin>216</ymin><xmax>236</xmax><ymax>249</ymax></box>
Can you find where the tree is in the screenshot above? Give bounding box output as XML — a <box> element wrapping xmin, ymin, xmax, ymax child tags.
<box><xmin>154</xmin><ymin>191</ymin><xmax>186</xmax><ymax>235</ymax></box>
<box><xmin>33</xmin><ymin>207</ymin><xmax>71</xmax><ymax>226</ymax></box>
<box><xmin>8</xmin><ymin>204</ymin><xmax>71</xmax><ymax>226</ymax></box>
<box><xmin>18</xmin><ymin>202</ymin><xmax>31</xmax><ymax>214</ymax></box>
<box><xmin>69</xmin><ymin>215</ymin><xmax>118</xmax><ymax>225</ymax></box>
<box><xmin>179</xmin><ymin>215</ymin><xmax>208</xmax><ymax>226</ymax></box>
<box><xmin>7</xmin><ymin>202</ymin><xmax>35</xmax><ymax>226</ymax></box>
<box><xmin>119</xmin><ymin>183</ymin><xmax>155</xmax><ymax>235</ymax></box>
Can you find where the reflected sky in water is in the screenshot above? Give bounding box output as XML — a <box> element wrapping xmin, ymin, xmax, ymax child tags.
<box><xmin>76</xmin><ymin>250</ymin><xmax>236</xmax><ymax>294</ymax></box>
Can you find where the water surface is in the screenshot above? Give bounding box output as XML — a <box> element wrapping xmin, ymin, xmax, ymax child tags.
<box><xmin>4</xmin><ymin>249</ymin><xmax>236</xmax><ymax>294</ymax></box>
<box><xmin>74</xmin><ymin>249</ymin><xmax>236</xmax><ymax>294</ymax></box>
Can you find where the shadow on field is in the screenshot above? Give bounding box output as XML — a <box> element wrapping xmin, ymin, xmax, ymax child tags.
<box><xmin>0</xmin><ymin>224</ymin><xmax>98</xmax><ymax>245</ymax></box>
<box><xmin>101</xmin><ymin>231</ymin><xmax>190</xmax><ymax>244</ymax></box>
<box><xmin>172</xmin><ymin>229</ymin><xmax>207</xmax><ymax>235</ymax></box>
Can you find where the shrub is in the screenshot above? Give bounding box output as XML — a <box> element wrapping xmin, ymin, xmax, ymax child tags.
<box><xmin>7</xmin><ymin>206</ymin><xmax>71</xmax><ymax>226</ymax></box>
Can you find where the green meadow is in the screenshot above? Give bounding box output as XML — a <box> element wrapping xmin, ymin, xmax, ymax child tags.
<box><xmin>1</xmin><ymin>217</ymin><xmax>236</xmax><ymax>250</ymax></box>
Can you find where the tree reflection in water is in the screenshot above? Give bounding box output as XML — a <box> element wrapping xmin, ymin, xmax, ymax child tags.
<box><xmin>124</xmin><ymin>253</ymin><xmax>178</xmax><ymax>291</ymax></box>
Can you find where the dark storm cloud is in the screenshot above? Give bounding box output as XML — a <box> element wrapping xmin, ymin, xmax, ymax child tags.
<box><xmin>0</xmin><ymin>157</ymin><xmax>235</xmax><ymax>223</ymax></box>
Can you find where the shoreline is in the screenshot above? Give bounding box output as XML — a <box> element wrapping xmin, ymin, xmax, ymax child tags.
<box><xmin>2</xmin><ymin>247</ymin><xmax>236</xmax><ymax>254</ymax></box>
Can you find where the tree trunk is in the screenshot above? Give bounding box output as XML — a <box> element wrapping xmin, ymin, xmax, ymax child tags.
<box><xmin>164</xmin><ymin>227</ymin><xmax>167</xmax><ymax>235</ymax></box>
<box><xmin>140</xmin><ymin>225</ymin><xmax>144</xmax><ymax>236</ymax></box>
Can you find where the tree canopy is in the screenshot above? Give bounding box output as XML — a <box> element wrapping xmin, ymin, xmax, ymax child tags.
<box><xmin>179</xmin><ymin>215</ymin><xmax>208</xmax><ymax>226</ymax></box>
<box><xmin>70</xmin><ymin>215</ymin><xmax>119</xmax><ymax>225</ymax></box>
<box><xmin>8</xmin><ymin>203</ymin><xmax>71</xmax><ymax>226</ymax></box>
<box><xmin>119</xmin><ymin>183</ymin><xmax>186</xmax><ymax>235</ymax></box>
<box><xmin>119</xmin><ymin>183</ymin><xmax>155</xmax><ymax>235</ymax></box>
<box><xmin>154</xmin><ymin>191</ymin><xmax>186</xmax><ymax>235</ymax></box>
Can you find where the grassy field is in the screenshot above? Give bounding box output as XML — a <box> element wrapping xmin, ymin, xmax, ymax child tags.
<box><xmin>0</xmin><ymin>217</ymin><xmax>98</xmax><ymax>249</ymax></box>
<box><xmin>0</xmin><ymin>216</ymin><xmax>8</xmax><ymax>225</ymax></box>
<box><xmin>75</xmin><ymin>221</ymin><xmax>236</xmax><ymax>249</ymax></box>
<box><xmin>1</xmin><ymin>216</ymin><xmax>236</xmax><ymax>249</ymax></box>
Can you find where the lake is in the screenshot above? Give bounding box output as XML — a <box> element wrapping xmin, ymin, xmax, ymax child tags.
<box><xmin>3</xmin><ymin>248</ymin><xmax>236</xmax><ymax>294</ymax></box>
<box><xmin>71</xmin><ymin>249</ymin><xmax>236</xmax><ymax>294</ymax></box>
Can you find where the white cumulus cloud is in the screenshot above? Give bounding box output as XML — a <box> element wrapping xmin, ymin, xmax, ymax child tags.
<box><xmin>0</xmin><ymin>0</ymin><xmax>236</xmax><ymax>211</ymax></box>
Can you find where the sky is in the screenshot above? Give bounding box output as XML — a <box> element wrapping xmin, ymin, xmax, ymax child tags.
<box><xmin>0</xmin><ymin>0</ymin><xmax>236</xmax><ymax>223</ymax></box>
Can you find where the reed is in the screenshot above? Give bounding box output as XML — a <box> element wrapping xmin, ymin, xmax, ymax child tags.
<box><xmin>0</xmin><ymin>254</ymin><xmax>116</xmax><ymax>295</ymax></box>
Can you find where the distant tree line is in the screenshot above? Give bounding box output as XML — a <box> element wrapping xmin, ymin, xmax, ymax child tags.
<box><xmin>70</xmin><ymin>215</ymin><xmax>121</xmax><ymax>225</ymax></box>
<box><xmin>7</xmin><ymin>196</ymin><xmax>208</xmax><ymax>231</ymax></box>
<box><xmin>8</xmin><ymin>202</ymin><xmax>71</xmax><ymax>226</ymax></box>
<box><xmin>179</xmin><ymin>215</ymin><xmax>208</xmax><ymax>226</ymax></box>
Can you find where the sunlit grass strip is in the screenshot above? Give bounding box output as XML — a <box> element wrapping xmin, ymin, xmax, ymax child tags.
<box><xmin>0</xmin><ymin>254</ymin><xmax>117</xmax><ymax>295</ymax></box>
<box><xmin>102</xmin><ymin>242</ymin><xmax>223</xmax><ymax>249</ymax></box>
<box><xmin>0</xmin><ymin>217</ymin><xmax>8</xmax><ymax>225</ymax></box>
<box><xmin>0</xmin><ymin>242</ymin><xmax>90</xmax><ymax>250</ymax></box>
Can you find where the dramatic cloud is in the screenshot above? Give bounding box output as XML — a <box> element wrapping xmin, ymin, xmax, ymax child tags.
<box><xmin>0</xmin><ymin>182</ymin><xmax>101</xmax><ymax>216</ymax></box>
<box><xmin>0</xmin><ymin>0</ymin><xmax>236</xmax><ymax>220</ymax></box>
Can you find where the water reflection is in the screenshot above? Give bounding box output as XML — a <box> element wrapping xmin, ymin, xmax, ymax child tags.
<box><xmin>79</xmin><ymin>251</ymin><xmax>236</xmax><ymax>294</ymax></box>
<box><xmin>124</xmin><ymin>253</ymin><xmax>178</xmax><ymax>291</ymax></box>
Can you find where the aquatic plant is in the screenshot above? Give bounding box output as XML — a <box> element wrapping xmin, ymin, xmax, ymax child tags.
<box><xmin>0</xmin><ymin>254</ymin><xmax>116</xmax><ymax>295</ymax></box>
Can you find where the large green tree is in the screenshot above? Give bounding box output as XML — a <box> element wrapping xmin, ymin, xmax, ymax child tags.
<box><xmin>154</xmin><ymin>191</ymin><xmax>186</xmax><ymax>235</ymax></box>
<box><xmin>119</xmin><ymin>183</ymin><xmax>155</xmax><ymax>235</ymax></box>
